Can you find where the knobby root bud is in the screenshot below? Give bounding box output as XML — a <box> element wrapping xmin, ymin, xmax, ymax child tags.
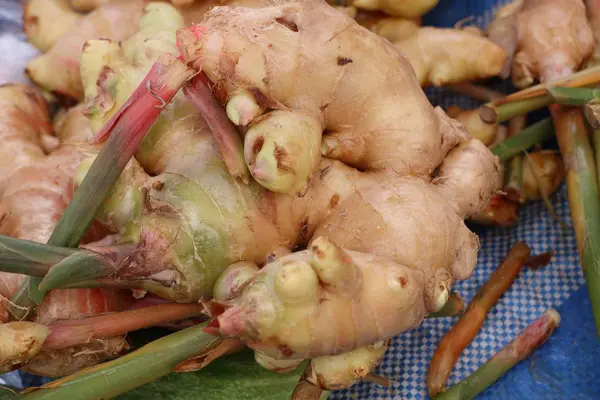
<box><xmin>213</xmin><ymin>262</ymin><xmax>260</xmax><ymax>302</ymax></box>
<box><xmin>274</xmin><ymin>260</ymin><xmax>320</xmax><ymax>306</ymax></box>
<box><xmin>309</xmin><ymin>236</ymin><xmax>359</xmax><ymax>295</ymax></box>
<box><xmin>244</xmin><ymin>110</ymin><xmax>322</xmax><ymax>194</ymax></box>
<box><xmin>0</xmin><ymin>322</ymin><xmax>50</xmax><ymax>373</ymax></box>
<box><xmin>306</xmin><ymin>340</ymin><xmax>389</xmax><ymax>390</ymax></box>
<box><xmin>226</xmin><ymin>90</ymin><xmax>264</xmax><ymax>126</ymax></box>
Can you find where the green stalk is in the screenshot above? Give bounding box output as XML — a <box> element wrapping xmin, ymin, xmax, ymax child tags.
<box><xmin>183</xmin><ymin>73</ymin><xmax>249</xmax><ymax>184</ymax></box>
<box><xmin>427</xmin><ymin>293</ymin><xmax>465</xmax><ymax>318</ymax></box>
<box><xmin>37</xmin><ymin>244</ymin><xmax>136</xmax><ymax>293</ymax></box>
<box><xmin>548</xmin><ymin>87</ymin><xmax>600</xmax><ymax>105</ymax></box>
<box><xmin>0</xmin><ymin>235</ymin><xmax>76</xmax><ymax>277</ymax></box>
<box><xmin>23</xmin><ymin>323</ymin><xmax>221</xmax><ymax>400</ymax></box>
<box><xmin>11</xmin><ymin>56</ymin><xmax>194</xmax><ymax>314</ymax></box>
<box><xmin>550</xmin><ymin>105</ymin><xmax>600</xmax><ymax>339</ymax></box>
<box><xmin>435</xmin><ymin>309</ymin><xmax>560</xmax><ymax>400</ymax></box>
<box><xmin>596</xmin><ymin>128</ymin><xmax>600</xmax><ymax>186</ymax></box>
<box><xmin>551</xmin><ymin>106</ymin><xmax>600</xmax><ymax>336</ymax></box>
<box><xmin>583</xmin><ymin>102</ymin><xmax>600</xmax><ymax>129</ymax></box>
<box><xmin>583</xmin><ymin>103</ymin><xmax>600</xmax><ymax>182</ymax></box>
<box><xmin>504</xmin><ymin>154</ymin><xmax>525</xmax><ymax>204</ymax></box>
<box><xmin>480</xmin><ymin>96</ymin><xmax>550</xmax><ymax>124</ymax></box>
<box><xmin>491</xmin><ymin>118</ymin><xmax>554</xmax><ymax>161</ymax></box>
<box><xmin>479</xmin><ymin>65</ymin><xmax>600</xmax><ymax>124</ymax></box>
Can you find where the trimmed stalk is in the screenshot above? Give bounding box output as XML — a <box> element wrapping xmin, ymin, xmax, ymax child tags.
<box><xmin>504</xmin><ymin>155</ymin><xmax>525</xmax><ymax>204</ymax></box>
<box><xmin>43</xmin><ymin>303</ymin><xmax>205</xmax><ymax>350</ymax></box>
<box><xmin>36</xmin><ymin>244</ymin><xmax>136</xmax><ymax>293</ymax></box>
<box><xmin>435</xmin><ymin>309</ymin><xmax>560</xmax><ymax>400</ymax></box>
<box><xmin>183</xmin><ymin>73</ymin><xmax>250</xmax><ymax>184</ymax></box>
<box><xmin>548</xmin><ymin>87</ymin><xmax>600</xmax><ymax>105</ymax></box>
<box><xmin>525</xmin><ymin>251</ymin><xmax>554</xmax><ymax>270</ymax></box>
<box><xmin>582</xmin><ymin>103</ymin><xmax>600</xmax><ymax>184</ymax></box>
<box><xmin>491</xmin><ymin>118</ymin><xmax>554</xmax><ymax>161</ymax></box>
<box><xmin>427</xmin><ymin>242</ymin><xmax>531</xmax><ymax>397</ymax></box>
<box><xmin>427</xmin><ymin>293</ymin><xmax>465</xmax><ymax>318</ymax></box>
<box><xmin>22</xmin><ymin>322</ymin><xmax>221</xmax><ymax>400</ymax></box>
<box><xmin>12</xmin><ymin>55</ymin><xmax>194</xmax><ymax>313</ymax></box>
<box><xmin>479</xmin><ymin>65</ymin><xmax>600</xmax><ymax>123</ymax></box>
<box><xmin>550</xmin><ymin>105</ymin><xmax>600</xmax><ymax>338</ymax></box>
<box><xmin>503</xmin><ymin>116</ymin><xmax>528</xmax><ymax>204</ymax></box>
<box><xmin>583</xmin><ymin>102</ymin><xmax>600</xmax><ymax>129</ymax></box>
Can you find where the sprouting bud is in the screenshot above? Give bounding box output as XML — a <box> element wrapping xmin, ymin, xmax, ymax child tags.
<box><xmin>244</xmin><ymin>110</ymin><xmax>322</xmax><ymax>194</ymax></box>
<box><xmin>0</xmin><ymin>322</ymin><xmax>50</xmax><ymax>373</ymax></box>
<box><xmin>309</xmin><ymin>236</ymin><xmax>358</xmax><ymax>294</ymax></box>
<box><xmin>425</xmin><ymin>269</ymin><xmax>452</xmax><ymax>312</ymax></box>
<box><xmin>307</xmin><ymin>340</ymin><xmax>389</xmax><ymax>390</ymax></box>
<box><xmin>274</xmin><ymin>260</ymin><xmax>319</xmax><ymax>305</ymax></box>
<box><xmin>213</xmin><ymin>261</ymin><xmax>260</xmax><ymax>302</ymax></box>
<box><xmin>226</xmin><ymin>90</ymin><xmax>263</xmax><ymax>126</ymax></box>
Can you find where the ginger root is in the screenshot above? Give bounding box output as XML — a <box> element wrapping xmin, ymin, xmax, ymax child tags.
<box><xmin>26</xmin><ymin>0</ymin><xmax>145</xmax><ymax>99</ymax></box>
<box><xmin>23</xmin><ymin>0</ymin><xmax>82</xmax><ymax>52</ymax></box>
<box><xmin>352</xmin><ymin>9</ymin><xmax>421</xmax><ymax>42</ymax></box>
<box><xmin>395</xmin><ymin>27</ymin><xmax>507</xmax><ymax>87</ymax></box>
<box><xmin>0</xmin><ymin>85</ymin><xmax>133</xmax><ymax>377</ymax></box>
<box><xmin>509</xmin><ymin>0</ymin><xmax>595</xmax><ymax>86</ymax></box>
<box><xmin>11</xmin><ymin>0</ymin><xmax>500</xmax><ymax>387</ymax></box>
<box><xmin>350</xmin><ymin>0</ymin><xmax>438</xmax><ymax>18</ymax></box>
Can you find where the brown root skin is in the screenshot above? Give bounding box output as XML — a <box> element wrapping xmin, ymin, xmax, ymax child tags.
<box><xmin>23</xmin><ymin>0</ymin><xmax>82</xmax><ymax>52</ymax></box>
<box><xmin>26</xmin><ymin>0</ymin><xmax>145</xmax><ymax>99</ymax></box>
<box><xmin>352</xmin><ymin>10</ymin><xmax>421</xmax><ymax>42</ymax></box>
<box><xmin>485</xmin><ymin>0</ymin><xmax>521</xmax><ymax>79</ymax></box>
<box><xmin>585</xmin><ymin>0</ymin><xmax>600</xmax><ymax>67</ymax></box>
<box><xmin>0</xmin><ymin>84</ymin><xmax>54</xmax><ymax>195</ymax></box>
<box><xmin>511</xmin><ymin>0</ymin><xmax>595</xmax><ymax>87</ymax></box>
<box><xmin>351</xmin><ymin>0</ymin><xmax>438</xmax><ymax>18</ymax></box>
<box><xmin>177</xmin><ymin>1</ymin><xmax>454</xmax><ymax>177</ymax></box>
<box><xmin>394</xmin><ymin>27</ymin><xmax>507</xmax><ymax>87</ymax></box>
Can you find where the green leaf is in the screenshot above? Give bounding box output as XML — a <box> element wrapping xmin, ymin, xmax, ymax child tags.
<box><xmin>0</xmin><ymin>386</ymin><xmax>19</xmax><ymax>400</ymax></box>
<box><xmin>117</xmin><ymin>350</ymin><xmax>307</xmax><ymax>400</ymax></box>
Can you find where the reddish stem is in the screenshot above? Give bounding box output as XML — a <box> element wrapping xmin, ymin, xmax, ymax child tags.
<box><xmin>43</xmin><ymin>302</ymin><xmax>205</xmax><ymax>350</ymax></box>
<box><xmin>427</xmin><ymin>241</ymin><xmax>531</xmax><ymax>397</ymax></box>
<box><xmin>183</xmin><ymin>73</ymin><xmax>250</xmax><ymax>183</ymax></box>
